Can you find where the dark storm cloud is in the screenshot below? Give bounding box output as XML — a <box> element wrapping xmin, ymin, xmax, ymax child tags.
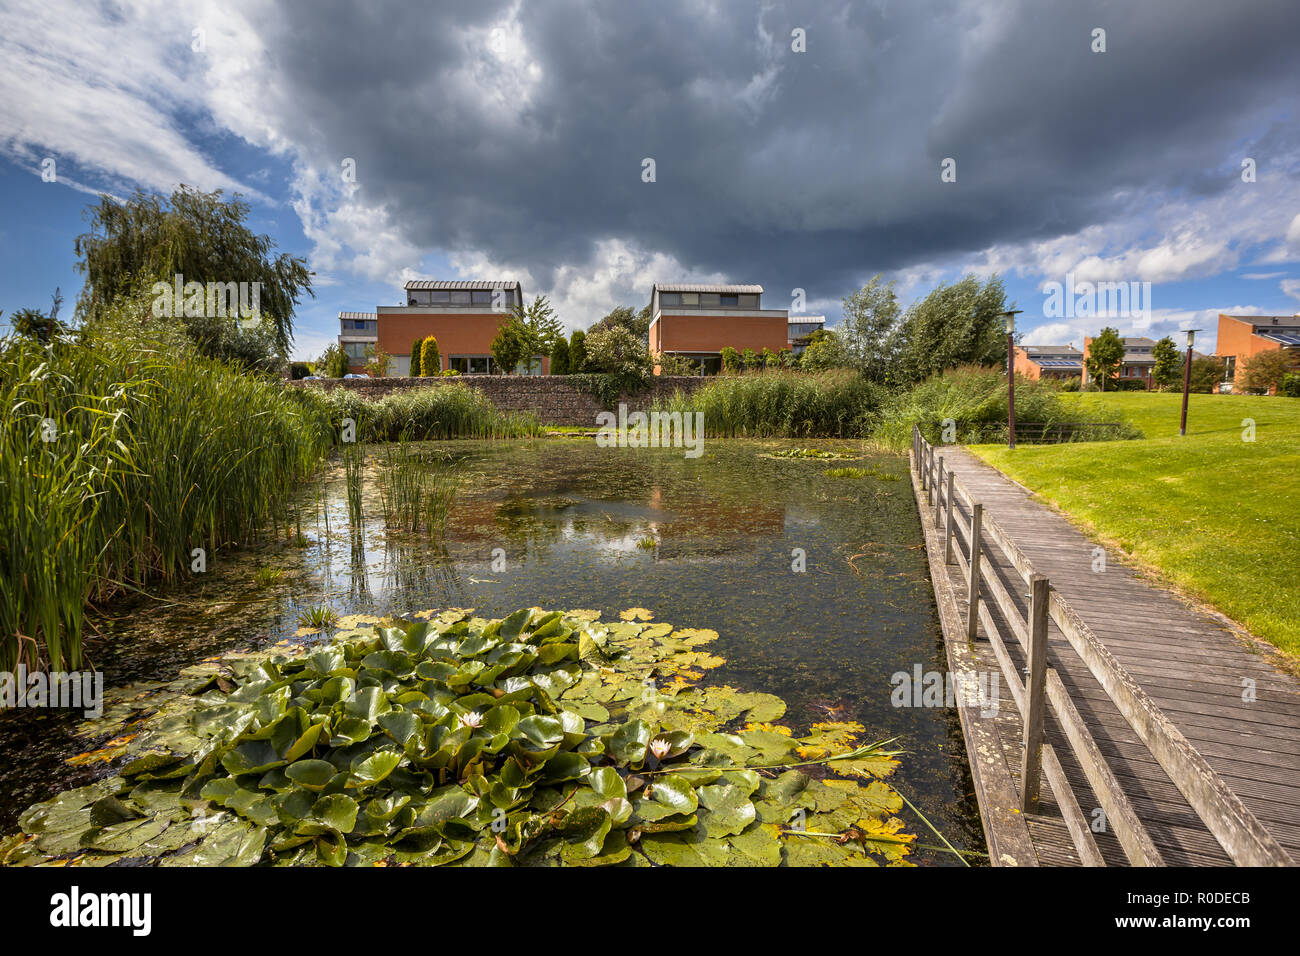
<box><xmin>262</xmin><ymin>0</ymin><xmax>1300</xmax><ymax>293</ymax></box>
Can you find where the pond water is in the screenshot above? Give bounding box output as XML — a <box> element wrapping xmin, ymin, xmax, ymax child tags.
<box><xmin>0</xmin><ymin>438</ymin><xmax>985</xmax><ymax>865</ymax></box>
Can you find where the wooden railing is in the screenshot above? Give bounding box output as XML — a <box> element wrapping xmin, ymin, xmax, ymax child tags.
<box><xmin>912</xmin><ymin>425</ymin><xmax>1293</xmax><ymax>867</ymax></box>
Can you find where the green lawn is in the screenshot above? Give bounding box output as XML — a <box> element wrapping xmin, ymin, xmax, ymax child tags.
<box><xmin>971</xmin><ymin>392</ymin><xmax>1300</xmax><ymax>658</ymax></box>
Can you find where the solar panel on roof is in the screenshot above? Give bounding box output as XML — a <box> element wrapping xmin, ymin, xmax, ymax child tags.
<box><xmin>1261</xmin><ymin>332</ymin><xmax>1300</xmax><ymax>346</ymax></box>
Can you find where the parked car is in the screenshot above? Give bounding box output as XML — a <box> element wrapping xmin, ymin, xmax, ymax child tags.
<box><xmin>302</xmin><ymin>375</ymin><xmax>321</xmax><ymax>380</ymax></box>
<box><xmin>343</xmin><ymin>373</ymin><xmax>371</xmax><ymax>379</ymax></box>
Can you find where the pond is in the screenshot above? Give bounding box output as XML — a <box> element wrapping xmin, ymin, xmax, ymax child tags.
<box><xmin>0</xmin><ymin>437</ymin><xmax>984</xmax><ymax>864</ymax></box>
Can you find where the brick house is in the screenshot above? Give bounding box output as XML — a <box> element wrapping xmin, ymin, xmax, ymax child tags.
<box><xmin>1215</xmin><ymin>314</ymin><xmax>1300</xmax><ymax>390</ymax></box>
<box><xmin>648</xmin><ymin>283</ymin><xmax>789</xmax><ymax>374</ymax></box>
<box><xmin>1013</xmin><ymin>344</ymin><xmax>1083</xmax><ymax>381</ymax></box>
<box><xmin>1082</xmin><ymin>335</ymin><xmax>1158</xmax><ymax>388</ymax></box>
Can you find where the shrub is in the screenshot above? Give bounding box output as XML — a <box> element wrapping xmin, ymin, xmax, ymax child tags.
<box><xmin>869</xmin><ymin>365</ymin><xmax>1140</xmax><ymax>451</ymax></box>
<box><xmin>1281</xmin><ymin>373</ymin><xmax>1300</xmax><ymax>398</ymax></box>
<box><xmin>420</xmin><ymin>336</ymin><xmax>441</xmax><ymax>376</ymax></box>
<box><xmin>409</xmin><ymin>338</ymin><xmax>424</xmax><ymax>376</ymax></box>
<box><xmin>550</xmin><ymin>337</ymin><xmax>571</xmax><ymax>375</ymax></box>
<box><xmin>319</xmin><ymin>344</ymin><xmax>349</xmax><ymax>378</ymax></box>
<box><xmin>568</xmin><ymin>329</ymin><xmax>587</xmax><ymax>372</ymax></box>
<box><xmin>1059</xmin><ymin>376</ymin><xmax>1081</xmax><ymax>392</ymax></box>
<box><xmin>720</xmin><ymin>346</ymin><xmax>741</xmax><ymax>374</ymax></box>
<box><xmin>310</xmin><ymin>383</ymin><xmax>542</xmax><ymax>441</ymax></box>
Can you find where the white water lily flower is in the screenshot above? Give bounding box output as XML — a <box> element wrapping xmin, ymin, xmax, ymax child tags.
<box><xmin>459</xmin><ymin>710</ymin><xmax>483</xmax><ymax>729</ymax></box>
<box><xmin>649</xmin><ymin>737</ymin><xmax>672</xmax><ymax>760</ymax></box>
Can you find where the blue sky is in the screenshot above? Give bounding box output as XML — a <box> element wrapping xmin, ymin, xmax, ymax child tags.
<box><xmin>2</xmin><ymin>0</ymin><xmax>1298</xmax><ymax>359</ymax></box>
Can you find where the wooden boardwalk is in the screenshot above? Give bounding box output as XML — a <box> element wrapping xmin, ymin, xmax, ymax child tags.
<box><xmin>910</xmin><ymin>436</ymin><xmax>1299</xmax><ymax>866</ymax></box>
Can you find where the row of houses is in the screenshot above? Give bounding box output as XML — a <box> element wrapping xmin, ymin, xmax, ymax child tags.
<box><xmin>1013</xmin><ymin>314</ymin><xmax>1300</xmax><ymax>390</ymax></box>
<box><xmin>338</xmin><ymin>280</ymin><xmax>826</xmax><ymax>375</ymax></box>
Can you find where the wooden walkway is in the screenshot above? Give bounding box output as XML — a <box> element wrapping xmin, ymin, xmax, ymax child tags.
<box><xmin>910</xmin><ymin>436</ymin><xmax>1299</xmax><ymax>866</ymax></box>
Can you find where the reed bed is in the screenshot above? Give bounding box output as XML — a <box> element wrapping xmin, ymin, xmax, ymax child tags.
<box><xmin>654</xmin><ymin>369</ymin><xmax>881</xmax><ymax>438</ymax></box>
<box><xmin>0</xmin><ymin>333</ymin><xmax>331</xmax><ymax>672</ymax></box>
<box><xmin>376</xmin><ymin>440</ymin><xmax>462</xmax><ymax>537</ymax></box>
<box><xmin>312</xmin><ymin>385</ymin><xmax>543</xmax><ymax>442</ymax></box>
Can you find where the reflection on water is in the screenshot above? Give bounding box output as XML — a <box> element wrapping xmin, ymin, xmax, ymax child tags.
<box><xmin>0</xmin><ymin>438</ymin><xmax>984</xmax><ymax>864</ymax></box>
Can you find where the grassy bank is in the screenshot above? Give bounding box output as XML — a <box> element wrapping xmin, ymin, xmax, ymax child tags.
<box><xmin>0</xmin><ymin>334</ymin><xmax>332</xmax><ymax>672</ymax></box>
<box><xmin>971</xmin><ymin>392</ymin><xmax>1300</xmax><ymax>657</ymax></box>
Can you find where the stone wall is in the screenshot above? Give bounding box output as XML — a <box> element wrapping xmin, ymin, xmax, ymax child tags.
<box><xmin>291</xmin><ymin>375</ymin><xmax>707</xmax><ymax>426</ymax></box>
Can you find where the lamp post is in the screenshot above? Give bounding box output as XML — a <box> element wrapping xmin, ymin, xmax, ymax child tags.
<box><xmin>1003</xmin><ymin>310</ymin><xmax>1023</xmax><ymax>449</ymax></box>
<box><xmin>1180</xmin><ymin>329</ymin><xmax>1200</xmax><ymax>437</ymax></box>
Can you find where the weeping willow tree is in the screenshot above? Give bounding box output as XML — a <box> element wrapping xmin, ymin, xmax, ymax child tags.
<box><xmin>74</xmin><ymin>185</ymin><xmax>313</xmax><ymax>356</ymax></box>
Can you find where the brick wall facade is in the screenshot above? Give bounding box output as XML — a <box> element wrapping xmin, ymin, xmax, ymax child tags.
<box><xmin>292</xmin><ymin>375</ymin><xmax>707</xmax><ymax>426</ymax></box>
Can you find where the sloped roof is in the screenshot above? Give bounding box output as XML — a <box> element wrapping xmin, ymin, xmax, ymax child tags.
<box><xmin>654</xmin><ymin>283</ymin><xmax>763</xmax><ymax>294</ymax></box>
<box><xmin>338</xmin><ymin>312</ymin><xmax>377</xmax><ymax>319</ymax></box>
<box><xmin>403</xmin><ymin>280</ymin><xmax>522</xmax><ymax>291</ymax></box>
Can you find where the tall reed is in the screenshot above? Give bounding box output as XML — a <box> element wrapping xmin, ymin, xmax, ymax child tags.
<box><xmin>0</xmin><ymin>332</ymin><xmax>331</xmax><ymax>672</ymax></box>
<box><xmin>376</xmin><ymin>439</ymin><xmax>461</xmax><ymax>537</ymax></box>
<box><xmin>311</xmin><ymin>384</ymin><xmax>543</xmax><ymax>441</ymax></box>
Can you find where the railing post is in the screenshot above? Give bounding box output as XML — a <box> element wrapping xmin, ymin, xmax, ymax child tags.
<box><xmin>965</xmin><ymin>503</ymin><xmax>983</xmax><ymax>640</ymax></box>
<box><xmin>1020</xmin><ymin>573</ymin><xmax>1051</xmax><ymax>812</ymax></box>
<box><xmin>922</xmin><ymin>441</ymin><xmax>930</xmax><ymax>494</ymax></box>
<box><xmin>934</xmin><ymin>456</ymin><xmax>944</xmax><ymax>526</ymax></box>
<box><xmin>944</xmin><ymin>471</ymin><xmax>956</xmax><ymax>564</ymax></box>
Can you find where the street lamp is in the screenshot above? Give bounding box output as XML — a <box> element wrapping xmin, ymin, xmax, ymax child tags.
<box><xmin>1180</xmin><ymin>329</ymin><xmax>1200</xmax><ymax>437</ymax></box>
<box><xmin>1003</xmin><ymin>310</ymin><xmax>1023</xmax><ymax>449</ymax></box>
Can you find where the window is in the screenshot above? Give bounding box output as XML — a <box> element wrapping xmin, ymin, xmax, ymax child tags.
<box><xmin>471</xmin><ymin>290</ymin><xmax>493</xmax><ymax>304</ymax></box>
<box><xmin>450</xmin><ymin>291</ymin><xmax>471</xmax><ymax>305</ymax></box>
<box><xmin>699</xmin><ymin>293</ymin><xmax>720</xmax><ymax>306</ymax></box>
<box><xmin>660</xmin><ymin>292</ymin><xmax>680</xmax><ymax>306</ymax></box>
<box><xmin>450</xmin><ymin>355</ymin><xmax>495</xmax><ymax>374</ymax></box>
<box><xmin>738</xmin><ymin>294</ymin><xmax>759</xmax><ymax>308</ymax></box>
<box><xmin>343</xmin><ymin>342</ymin><xmax>368</xmax><ymax>361</ymax></box>
<box><xmin>720</xmin><ymin>294</ymin><xmax>738</xmax><ymax>306</ymax></box>
<box><xmin>680</xmin><ymin>292</ymin><xmax>699</xmax><ymax>305</ymax></box>
<box><xmin>430</xmin><ymin>290</ymin><xmax>451</xmax><ymax>304</ymax></box>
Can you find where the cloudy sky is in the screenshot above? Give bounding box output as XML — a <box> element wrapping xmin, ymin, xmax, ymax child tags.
<box><xmin>2</xmin><ymin>0</ymin><xmax>1298</xmax><ymax>358</ymax></box>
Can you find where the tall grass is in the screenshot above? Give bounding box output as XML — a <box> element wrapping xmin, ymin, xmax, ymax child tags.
<box><xmin>654</xmin><ymin>369</ymin><xmax>881</xmax><ymax>438</ymax></box>
<box><xmin>869</xmin><ymin>365</ymin><xmax>1142</xmax><ymax>451</ymax></box>
<box><xmin>0</xmin><ymin>332</ymin><xmax>331</xmax><ymax>672</ymax></box>
<box><xmin>310</xmin><ymin>384</ymin><xmax>543</xmax><ymax>441</ymax></box>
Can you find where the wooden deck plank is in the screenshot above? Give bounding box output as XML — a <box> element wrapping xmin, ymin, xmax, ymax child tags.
<box><xmin>911</xmin><ymin>440</ymin><xmax>1300</xmax><ymax>866</ymax></box>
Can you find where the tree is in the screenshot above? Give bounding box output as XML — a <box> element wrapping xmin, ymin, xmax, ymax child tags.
<box><xmin>513</xmin><ymin>295</ymin><xmax>564</xmax><ymax>359</ymax></box>
<box><xmin>1238</xmin><ymin>349</ymin><xmax>1294</xmax><ymax>394</ymax></box>
<box><xmin>889</xmin><ymin>274</ymin><xmax>1008</xmax><ymax>386</ymax></box>
<box><xmin>490</xmin><ymin>319</ymin><xmax>529</xmax><ymax>374</ymax></box>
<box><xmin>319</xmin><ymin>344</ymin><xmax>349</xmax><ymax>378</ymax></box>
<box><xmin>720</xmin><ymin>346</ymin><xmax>741</xmax><ymax>374</ymax></box>
<box><xmin>760</xmin><ymin>347</ymin><xmax>778</xmax><ymax>369</ymax></box>
<box><xmin>9</xmin><ymin>289</ymin><xmax>69</xmax><ymax>343</ymax></box>
<box><xmin>74</xmin><ymin>185</ymin><xmax>312</xmax><ymax>355</ymax></box>
<box><xmin>1151</xmin><ymin>336</ymin><xmax>1182</xmax><ymax>390</ymax></box>
<box><xmin>550</xmin><ymin>337</ymin><xmax>571</xmax><ymax>375</ymax></box>
<box><xmin>584</xmin><ymin>325</ymin><xmax>650</xmax><ymax>376</ymax></box>
<box><xmin>741</xmin><ymin>348</ymin><xmax>758</xmax><ymax>370</ymax></box>
<box><xmin>837</xmin><ymin>276</ymin><xmax>901</xmax><ymax>383</ymax></box>
<box><xmin>409</xmin><ymin>337</ymin><xmax>424</xmax><ymax>376</ymax></box>
<box><xmin>591</xmin><ymin>305</ymin><xmax>651</xmax><ymax>339</ymax></box>
<box><xmin>1085</xmin><ymin>327</ymin><xmax>1125</xmax><ymax>391</ymax></box>
<box><xmin>800</xmin><ymin>331</ymin><xmax>849</xmax><ymax>371</ymax></box>
<box><xmin>1188</xmin><ymin>356</ymin><xmax>1224</xmax><ymax>393</ymax></box>
<box><xmin>364</xmin><ymin>343</ymin><xmax>392</xmax><ymax>377</ymax></box>
<box><xmin>569</xmin><ymin>329</ymin><xmax>587</xmax><ymax>372</ymax></box>
<box><xmin>420</xmin><ymin>336</ymin><xmax>441</xmax><ymax>376</ymax></box>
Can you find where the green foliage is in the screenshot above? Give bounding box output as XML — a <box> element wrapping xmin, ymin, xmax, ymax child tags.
<box><xmin>1238</xmin><ymin>348</ymin><xmax>1293</xmax><ymax>394</ymax></box>
<box><xmin>1085</xmin><ymin>327</ymin><xmax>1125</xmax><ymax>391</ymax></box>
<box><xmin>654</xmin><ymin>351</ymin><xmax>698</xmax><ymax>376</ymax></box>
<box><xmin>1189</xmin><ymin>355</ymin><xmax>1224</xmax><ymax>393</ymax></box>
<box><xmin>377</xmin><ymin>441</ymin><xmax>462</xmax><ymax>535</ymax></box>
<box><xmin>420</xmin><ymin>336</ymin><xmax>441</xmax><ymax>376</ymax></box>
<box><xmin>720</xmin><ymin>346</ymin><xmax>741</xmax><ymax>374</ymax></box>
<box><xmin>583</xmin><ymin>325</ymin><xmax>652</xmax><ymax>378</ymax></box>
<box><xmin>0</xmin><ymin>329</ymin><xmax>331</xmax><ymax>672</ymax></box>
<box><xmin>74</xmin><ymin>185</ymin><xmax>312</xmax><ymax>355</ymax></box>
<box><xmin>1151</xmin><ymin>336</ymin><xmax>1182</xmax><ymax>389</ymax></box>
<box><xmin>490</xmin><ymin>319</ymin><xmax>529</xmax><ymax>374</ymax></box>
<box><xmin>4</xmin><ymin>607</ymin><xmax>915</xmax><ymax>867</ymax></box>
<box><xmin>656</xmin><ymin>369</ymin><xmax>881</xmax><ymax>438</ymax></box>
<box><xmin>1059</xmin><ymin>376</ymin><xmax>1082</xmax><ymax>392</ymax></box>
<box><xmin>839</xmin><ymin>275</ymin><xmax>901</xmax><ymax>383</ymax></box>
<box><xmin>319</xmin><ymin>344</ymin><xmax>350</xmax><ymax>379</ymax></box>
<box><xmin>870</xmin><ymin>365</ymin><xmax>1140</xmax><ymax>451</ymax></box>
<box><xmin>409</xmin><ymin>338</ymin><xmax>424</xmax><ymax>377</ymax></box>
<box><xmin>741</xmin><ymin>348</ymin><xmax>758</xmax><ymax>370</ymax></box>
<box><xmin>364</xmin><ymin>343</ymin><xmax>392</xmax><ymax>378</ymax></box>
<box><xmin>889</xmin><ymin>274</ymin><xmax>1009</xmax><ymax>386</ymax></box>
<box><xmin>549</xmin><ymin>336</ymin><xmax>571</xmax><ymax>375</ymax></box>
<box><xmin>310</xmin><ymin>384</ymin><xmax>542</xmax><ymax>441</ymax></box>
<box><xmin>799</xmin><ymin>331</ymin><xmax>849</xmax><ymax>372</ymax></box>
<box><xmin>8</xmin><ymin>289</ymin><xmax>69</xmax><ymax>343</ymax></box>
<box><xmin>1281</xmin><ymin>372</ymin><xmax>1300</xmax><ymax>398</ymax></box>
<box><xmin>590</xmin><ymin>304</ymin><xmax>651</xmax><ymax>339</ymax></box>
<box><xmin>568</xmin><ymin>329</ymin><xmax>587</xmax><ymax>372</ymax></box>
<box><xmin>513</xmin><ymin>295</ymin><xmax>564</xmax><ymax>358</ymax></box>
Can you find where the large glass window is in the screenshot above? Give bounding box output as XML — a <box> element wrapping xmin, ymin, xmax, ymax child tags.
<box><xmin>471</xmin><ymin>290</ymin><xmax>493</xmax><ymax>304</ymax></box>
<box><xmin>699</xmin><ymin>293</ymin><xmax>720</xmax><ymax>306</ymax></box>
<box><xmin>429</xmin><ymin>290</ymin><xmax>450</xmax><ymax>304</ymax></box>
<box><xmin>660</xmin><ymin>292</ymin><xmax>680</xmax><ymax>306</ymax></box>
<box><xmin>720</xmin><ymin>294</ymin><xmax>738</xmax><ymax>306</ymax></box>
<box><xmin>679</xmin><ymin>292</ymin><xmax>699</xmax><ymax>305</ymax></box>
<box><xmin>738</xmin><ymin>294</ymin><xmax>758</xmax><ymax>308</ymax></box>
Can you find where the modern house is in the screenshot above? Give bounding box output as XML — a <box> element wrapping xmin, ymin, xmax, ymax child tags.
<box><xmin>371</xmin><ymin>279</ymin><xmax>547</xmax><ymax>375</ymax></box>
<box><xmin>787</xmin><ymin>315</ymin><xmax>826</xmax><ymax>355</ymax></box>
<box><xmin>1216</xmin><ymin>314</ymin><xmax>1300</xmax><ymax>389</ymax></box>
<box><xmin>1013</xmin><ymin>344</ymin><xmax>1083</xmax><ymax>381</ymax></box>
<box><xmin>1082</xmin><ymin>335</ymin><xmax>1158</xmax><ymax>388</ymax></box>
<box><xmin>338</xmin><ymin>312</ymin><xmax>378</xmax><ymax>372</ymax></box>
<box><xmin>648</xmin><ymin>283</ymin><xmax>789</xmax><ymax>374</ymax></box>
